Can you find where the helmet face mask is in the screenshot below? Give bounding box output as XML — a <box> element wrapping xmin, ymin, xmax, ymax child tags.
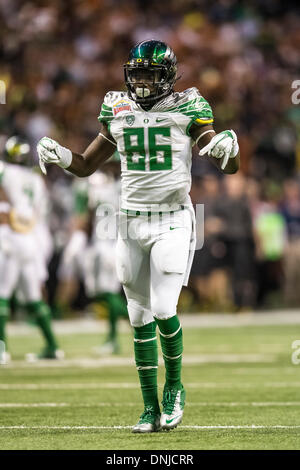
<box><xmin>125</xmin><ymin>65</ymin><xmax>169</xmax><ymax>101</ymax></box>
<box><xmin>124</xmin><ymin>40</ymin><xmax>177</xmax><ymax>106</ymax></box>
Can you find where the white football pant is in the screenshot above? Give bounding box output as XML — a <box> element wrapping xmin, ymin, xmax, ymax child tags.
<box><xmin>116</xmin><ymin>209</ymin><xmax>192</xmax><ymax>327</ymax></box>
<box><xmin>0</xmin><ymin>226</ymin><xmax>43</xmax><ymax>302</ymax></box>
<box><xmin>84</xmin><ymin>239</ymin><xmax>120</xmax><ymax>297</ymax></box>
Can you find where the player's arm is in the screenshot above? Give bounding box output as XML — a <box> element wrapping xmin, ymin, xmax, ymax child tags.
<box><xmin>190</xmin><ymin>123</ymin><xmax>240</xmax><ymax>174</ymax></box>
<box><xmin>37</xmin><ymin>123</ymin><xmax>116</xmax><ymax>177</ymax></box>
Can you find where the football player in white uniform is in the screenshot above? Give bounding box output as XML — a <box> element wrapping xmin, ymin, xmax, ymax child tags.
<box><xmin>82</xmin><ymin>166</ymin><xmax>128</xmax><ymax>355</ymax></box>
<box><xmin>57</xmin><ymin>166</ymin><xmax>127</xmax><ymax>354</ymax></box>
<box><xmin>0</xmin><ymin>136</ymin><xmax>61</xmax><ymax>363</ymax></box>
<box><xmin>37</xmin><ymin>40</ymin><xmax>239</xmax><ymax>432</ymax></box>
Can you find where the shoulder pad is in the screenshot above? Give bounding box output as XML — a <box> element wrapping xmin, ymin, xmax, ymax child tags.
<box><xmin>170</xmin><ymin>88</ymin><xmax>214</xmax><ymax>136</ymax></box>
<box><xmin>103</xmin><ymin>91</ymin><xmax>128</xmax><ymax>107</ymax></box>
<box><xmin>98</xmin><ymin>91</ymin><xmax>133</xmax><ymax>124</ymax></box>
<box><xmin>172</xmin><ymin>87</ymin><xmax>203</xmax><ymax>106</ymax></box>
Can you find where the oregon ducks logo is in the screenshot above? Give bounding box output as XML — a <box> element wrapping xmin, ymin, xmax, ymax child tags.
<box><xmin>126</xmin><ymin>115</ymin><xmax>135</xmax><ymax>126</ymax></box>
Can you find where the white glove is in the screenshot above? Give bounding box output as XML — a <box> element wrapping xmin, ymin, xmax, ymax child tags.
<box><xmin>199</xmin><ymin>130</ymin><xmax>239</xmax><ymax>170</ymax></box>
<box><xmin>37</xmin><ymin>137</ymin><xmax>73</xmax><ymax>175</ymax></box>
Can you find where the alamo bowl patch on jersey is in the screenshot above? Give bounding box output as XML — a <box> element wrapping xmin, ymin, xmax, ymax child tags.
<box><xmin>98</xmin><ymin>88</ymin><xmax>214</xmax><ymax>211</ymax></box>
<box><xmin>113</xmin><ymin>99</ymin><xmax>133</xmax><ymax>116</ymax></box>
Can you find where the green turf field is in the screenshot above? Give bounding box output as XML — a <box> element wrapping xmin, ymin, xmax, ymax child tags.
<box><xmin>0</xmin><ymin>318</ymin><xmax>300</xmax><ymax>450</ymax></box>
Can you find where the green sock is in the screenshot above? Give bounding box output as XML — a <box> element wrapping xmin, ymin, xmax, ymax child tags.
<box><xmin>96</xmin><ymin>292</ymin><xmax>128</xmax><ymax>342</ymax></box>
<box><xmin>27</xmin><ymin>301</ymin><xmax>58</xmax><ymax>350</ymax></box>
<box><xmin>112</xmin><ymin>293</ymin><xmax>128</xmax><ymax>319</ymax></box>
<box><xmin>134</xmin><ymin>321</ymin><xmax>160</xmax><ymax>412</ymax></box>
<box><xmin>155</xmin><ymin>315</ymin><xmax>183</xmax><ymax>388</ymax></box>
<box><xmin>0</xmin><ymin>298</ymin><xmax>9</xmax><ymax>346</ymax></box>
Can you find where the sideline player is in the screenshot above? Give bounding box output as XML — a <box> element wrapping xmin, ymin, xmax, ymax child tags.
<box><xmin>57</xmin><ymin>165</ymin><xmax>128</xmax><ymax>353</ymax></box>
<box><xmin>82</xmin><ymin>165</ymin><xmax>128</xmax><ymax>355</ymax></box>
<box><xmin>37</xmin><ymin>40</ymin><xmax>239</xmax><ymax>432</ymax></box>
<box><xmin>0</xmin><ymin>136</ymin><xmax>62</xmax><ymax>363</ymax></box>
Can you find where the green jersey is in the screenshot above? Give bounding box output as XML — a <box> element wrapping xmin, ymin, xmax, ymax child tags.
<box><xmin>98</xmin><ymin>87</ymin><xmax>213</xmax><ymax>212</ymax></box>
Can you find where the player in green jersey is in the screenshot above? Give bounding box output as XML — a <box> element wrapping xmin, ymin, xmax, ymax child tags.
<box><xmin>37</xmin><ymin>40</ymin><xmax>239</xmax><ymax>432</ymax></box>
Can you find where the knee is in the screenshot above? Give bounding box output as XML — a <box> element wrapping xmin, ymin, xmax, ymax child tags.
<box><xmin>151</xmin><ymin>298</ymin><xmax>177</xmax><ymax>320</ymax></box>
<box><xmin>116</xmin><ymin>259</ymin><xmax>132</xmax><ymax>286</ymax></box>
<box><xmin>116</xmin><ymin>240</ymin><xmax>132</xmax><ymax>286</ymax></box>
<box><xmin>127</xmin><ymin>299</ymin><xmax>153</xmax><ymax>328</ymax></box>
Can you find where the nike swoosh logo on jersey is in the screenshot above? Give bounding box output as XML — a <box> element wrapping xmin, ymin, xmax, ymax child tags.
<box><xmin>156</xmin><ymin>118</ymin><xmax>167</xmax><ymax>122</ymax></box>
<box><xmin>166</xmin><ymin>415</ymin><xmax>181</xmax><ymax>424</ymax></box>
<box><xmin>170</xmin><ymin>226</ymin><xmax>180</xmax><ymax>230</ymax></box>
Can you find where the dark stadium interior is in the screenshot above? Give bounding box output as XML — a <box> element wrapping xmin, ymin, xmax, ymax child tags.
<box><xmin>0</xmin><ymin>0</ymin><xmax>299</xmax><ymax>313</ymax></box>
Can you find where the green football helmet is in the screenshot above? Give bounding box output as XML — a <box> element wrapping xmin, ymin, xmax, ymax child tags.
<box><xmin>4</xmin><ymin>136</ymin><xmax>31</xmax><ymax>166</ymax></box>
<box><xmin>124</xmin><ymin>40</ymin><xmax>177</xmax><ymax>107</ymax></box>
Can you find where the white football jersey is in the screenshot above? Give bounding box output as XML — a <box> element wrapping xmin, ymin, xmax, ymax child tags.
<box><xmin>0</xmin><ymin>162</ymin><xmax>49</xmax><ymax>229</ymax></box>
<box><xmin>98</xmin><ymin>87</ymin><xmax>214</xmax><ymax>212</ymax></box>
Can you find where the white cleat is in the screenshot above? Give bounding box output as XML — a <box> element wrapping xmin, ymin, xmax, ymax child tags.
<box><xmin>53</xmin><ymin>349</ymin><xmax>65</xmax><ymax>360</ymax></box>
<box><xmin>26</xmin><ymin>349</ymin><xmax>65</xmax><ymax>362</ymax></box>
<box><xmin>0</xmin><ymin>351</ymin><xmax>11</xmax><ymax>365</ymax></box>
<box><xmin>132</xmin><ymin>407</ymin><xmax>161</xmax><ymax>433</ymax></box>
<box><xmin>160</xmin><ymin>385</ymin><xmax>186</xmax><ymax>430</ymax></box>
<box><xmin>93</xmin><ymin>341</ymin><xmax>120</xmax><ymax>356</ymax></box>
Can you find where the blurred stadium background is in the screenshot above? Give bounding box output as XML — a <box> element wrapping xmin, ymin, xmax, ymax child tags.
<box><xmin>1</xmin><ymin>0</ymin><xmax>300</xmax><ymax>316</ymax></box>
<box><xmin>0</xmin><ymin>0</ymin><xmax>300</xmax><ymax>450</ymax></box>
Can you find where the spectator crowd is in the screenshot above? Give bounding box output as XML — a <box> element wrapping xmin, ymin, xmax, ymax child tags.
<box><xmin>0</xmin><ymin>0</ymin><xmax>299</xmax><ymax>312</ymax></box>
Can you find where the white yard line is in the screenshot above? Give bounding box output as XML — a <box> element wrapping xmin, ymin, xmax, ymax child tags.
<box><xmin>187</xmin><ymin>382</ymin><xmax>300</xmax><ymax>388</ymax></box>
<box><xmin>0</xmin><ymin>425</ymin><xmax>299</xmax><ymax>431</ymax></box>
<box><xmin>190</xmin><ymin>402</ymin><xmax>300</xmax><ymax>407</ymax></box>
<box><xmin>0</xmin><ymin>353</ymin><xmax>277</xmax><ymax>369</ymax></box>
<box><xmin>184</xmin><ymin>354</ymin><xmax>276</xmax><ymax>363</ymax></box>
<box><xmin>1</xmin><ymin>382</ymin><xmax>300</xmax><ymax>390</ymax></box>
<box><xmin>6</xmin><ymin>310</ymin><xmax>300</xmax><ymax>337</ymax></box>
<box><xmin>0</xmin><ymin>403</ymin><xmax>68</xmax><ymax>407</ymax></box>
<box><xmin>181</xmin><ymin>425</ymin><xmax>300</xmax><ymax>430</ymax></box>
<box><xmin>231</xmin><ymin>367</ymin><xmax>296</xmax><ymax>375</ymax></box>
<box><xmin>1</xmin><ymin>402</ymin><xmax>300</xmax><ymax>408</ymax></box>
<box><xmin>0</xmin><ymin>383</ymin><xmax>137</xmax><ymax>389</ymax></box>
